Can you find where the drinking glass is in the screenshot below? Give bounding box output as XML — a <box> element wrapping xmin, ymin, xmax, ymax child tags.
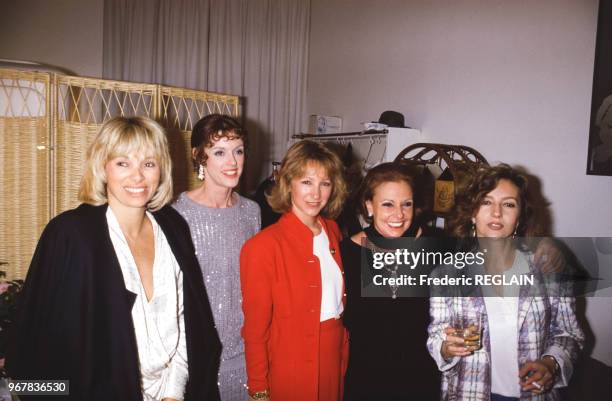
<box><xmin>452</xmin><ymin>313</ymin><xmax>482</xmax><ymax>350</ymax></box>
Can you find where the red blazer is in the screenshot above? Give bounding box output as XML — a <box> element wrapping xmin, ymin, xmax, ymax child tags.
<box><xmin>240</xmin><ymin>211</ymin><xmax>348</xmax><ymax>401</ymax></box>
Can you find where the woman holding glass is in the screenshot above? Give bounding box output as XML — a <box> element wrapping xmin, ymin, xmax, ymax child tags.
<box><xmin>173</xmin><ymin>114</ymin><xmax>260</xmax><ymax>400</ymax></box>
<box><xmin>240</xmin><ymin>140</ymin><xmax>348</xmax><ymax>401</ymax></box>
<box><xmin>341</xmin><ymin>162</ymin><xmax>440</xmax><ymax>401</ymax></box>
<box><xmin>7</xmin><ymin>117</ymin><xmax>221</xmax><ymax>400</ymax></box>
<box><xmin>427</xmin><ymin>164</ymin><xmax>584</xmax><ymax>401</ymax></box>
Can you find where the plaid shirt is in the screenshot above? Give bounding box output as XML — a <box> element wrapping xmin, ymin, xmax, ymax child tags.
<box><xmin>427</xmin><ymin>252</ymin><xmax>584</xmax><ymax>401</ymax></box>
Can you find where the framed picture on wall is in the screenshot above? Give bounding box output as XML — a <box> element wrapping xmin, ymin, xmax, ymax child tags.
<box><xmin>587</xmin><ymin>0</ymin><xmax>612</xmax><ymax>176</ymax></box>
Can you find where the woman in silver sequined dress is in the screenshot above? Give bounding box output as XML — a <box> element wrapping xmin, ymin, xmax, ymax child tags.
<box><xmin>173</xmin><ymin>114</ymin><xmax>261</xmax><ymax>401</ymax></box>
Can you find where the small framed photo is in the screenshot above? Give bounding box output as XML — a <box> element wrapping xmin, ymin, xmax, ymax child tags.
<box><xmin>587</xmin><ymin>0</ymin><xmax>612</xmax><ymax>176</ymax></box>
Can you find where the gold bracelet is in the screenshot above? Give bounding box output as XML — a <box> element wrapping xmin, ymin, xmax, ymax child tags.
<box><xmin>543</xmin><ymin>355</ymin><xmax>560</xmax><ymax>376</ymax></box>
<box><xmin>248</xmin><ymin>390</ymin><xmax>269</xmax><ymax>400</ymax></box>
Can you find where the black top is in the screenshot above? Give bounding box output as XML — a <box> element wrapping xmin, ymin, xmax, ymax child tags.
<box><xmin>7</xmin><ymin>204</ymin><xmax>222</xmax><ymax>401</ymax></box>
<box><xmin>341</xmin><ymin>227</ymin><xmax>440</xmax><ymax>401</ymax></box>
<box><xmin>254</xmin><ymin>177</ymin><xmax>281</xmax><ymax>229</ymax></box>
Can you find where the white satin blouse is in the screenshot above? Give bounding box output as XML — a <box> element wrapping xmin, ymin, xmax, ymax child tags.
<box><xmin>107</xmin><ymin>207</ymin><xmax>188</xmax><ymax>401</ymax></box>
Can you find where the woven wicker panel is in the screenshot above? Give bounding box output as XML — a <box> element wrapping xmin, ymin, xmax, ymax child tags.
<box><xmin>159</xmin><ymin>86</ymin><xmax>240</xmax><ymax>130</ymax></box>
<box><xmin>0</xmin><ymin>69</ymin><xmax>50</xmax><ymax>280</ymax></box>
<box><xmin>57</xmin><ymin>76</ymin><xmax>158</xmax><ymax>124</ymax></box>
<box><xmin>54</xmin><ymin>121</ymin><xmax>101</xmax><ymax>215</ymax></box>
<box><xmin>162</xmin><ymin>126</ymin><xmax>194</xmax><ymax>195</ymax></box>
<box><xmin>0</xmin><ymin>118</ymin><xmax>50</xmax><ymax>280</ymax></box>
<box><xmin>0</xmin><ymin>70</ymin><xmax>242</xmax><ymax>278</ymax></box>
<box><xmin>0</xmin><ymin>69</ymin><xmax>48</xmax><ymax>118</ymax></box>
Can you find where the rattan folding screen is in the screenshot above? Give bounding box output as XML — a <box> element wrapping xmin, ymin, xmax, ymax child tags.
<box><xmin>0</xmin><ymin>68</ymin><xmax>240</xmax><ymax>279</ymax></box>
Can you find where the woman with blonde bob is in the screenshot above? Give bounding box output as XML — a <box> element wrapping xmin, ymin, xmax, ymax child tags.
<box><xmin>7</xmin><ymin>116</ymin><xmax>222</xmax><ymax>401</ymax></box>
<box><xmin>240</xmin><ymin>140</ymin><xmax>349</xmax><ymax>401</ymax></box>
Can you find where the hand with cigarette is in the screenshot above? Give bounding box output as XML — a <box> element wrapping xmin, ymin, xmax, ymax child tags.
<box><xmin>518</xmin><ymin>358</ymin><xmax>557</xmax><ymax>393</ymax></box>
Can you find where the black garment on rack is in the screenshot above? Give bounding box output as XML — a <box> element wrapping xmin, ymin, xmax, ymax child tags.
<box><xmin>336</xmin><ymin>143</ymin><xmax>363</xmax><ymax>238</ymax></box>
<box><xmin>254</xmin><ymin>177</ymin><xmax>281</xmax><ymax>229</ymax></box>
<box><xmin>341</xmin><ymin>224</ymin><xmax>440</xmax><ymax>401</ymax></box>
<box><xmin>336</xmin><ymin>197</ymin><xmax>362</xmax><ymax>238</ymax></box>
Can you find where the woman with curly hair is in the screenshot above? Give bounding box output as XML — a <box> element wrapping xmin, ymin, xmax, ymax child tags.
<box><xmin>173</xmin><ymin>114</ymin><xmax>260</xmax><ymax>400</ymax></box>
<box><xmin>427</xmin><ymin>164</ymin><xmax>584</xmax><ymax>401</ymax></box>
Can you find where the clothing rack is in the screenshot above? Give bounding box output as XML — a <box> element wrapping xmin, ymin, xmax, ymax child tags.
<box><xmin>292</xmin><ymin>129</ymin><xmax>388</xmax><ymax>140</ymax></box>
<box><xmin>291</xmin><ymin>127</ymin><xmax>425</xmax><ymax>170</ymax></box>
<box><xmin>291</xmin><ymin>129</ymin><xmax>390</xmax><ymax>172</ymax></box>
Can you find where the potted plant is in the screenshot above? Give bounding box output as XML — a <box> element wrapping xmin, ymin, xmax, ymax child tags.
<box><xmin>0</xmin><ymin>265</ymin><xmax>24</xmax><ymax>378</ymax></box>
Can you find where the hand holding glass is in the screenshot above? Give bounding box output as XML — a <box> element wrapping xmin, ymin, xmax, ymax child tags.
<box><xmin>442</xmin><ymin>314</ymin><xmax>482</xmax><ymax>359</ymax></box>
<box><xmin>453</xmin><ymin>323</ymin><xmax>482</xmax><ymax>350</ymax></box>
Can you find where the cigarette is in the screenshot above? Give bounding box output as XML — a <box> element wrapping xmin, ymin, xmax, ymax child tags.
<box><xmin>532</xmin><ymin>381</ymin><xmax>542</xmax><ymax>390</ymax></box>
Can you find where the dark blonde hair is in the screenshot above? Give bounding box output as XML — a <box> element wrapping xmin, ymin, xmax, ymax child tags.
<box><xmin>449</xmin><ymin>163</ymin><xmax>535</xmax><ymax>237</ymax></box>
<box><xmin>191</xmin><ymin>114</ymin><xmax>247</xmax><ymax>171</ymax></box>
<box><xmin>78</xmin><ymin>116</ymin><xmax>172</xmax><ymax>211</ymax></box>
<box><xmin>358</xmin><ymin>162</ymin><xmax>415</xmax><ymax>224</ymax></box>
<box><xmin>267</xmin><ymin>140</ymin><xmax>347</xmax><ymax>219</ymax></box>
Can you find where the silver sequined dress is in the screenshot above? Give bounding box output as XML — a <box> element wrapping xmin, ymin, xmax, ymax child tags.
<box><xmin>173</xmin><ymin>192</ymin><xmax>260</xmax><ymax>401</ymax></box>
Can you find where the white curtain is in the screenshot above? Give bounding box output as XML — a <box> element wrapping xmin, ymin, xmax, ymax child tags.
<box><xmin>103</xmin><ymin>0</ymin><xmax>310</xmax><ymax>190</ymax></box>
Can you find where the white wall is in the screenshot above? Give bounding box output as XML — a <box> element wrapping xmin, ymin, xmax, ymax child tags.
<box><xmin>308</xmin><ymin>0</ymin><xmax>612</xmax><ymax>364</ymax></box>
<box><xmin>0</xmin><ymin>0</ymin><xmax>104</xmax><ymax>77</ymax></box>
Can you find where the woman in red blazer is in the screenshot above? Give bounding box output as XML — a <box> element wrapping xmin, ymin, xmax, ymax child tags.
<box><xmin>240</xmin><ymin>140</ymin><xmax>349</xmax><ymax>401</ymax></box>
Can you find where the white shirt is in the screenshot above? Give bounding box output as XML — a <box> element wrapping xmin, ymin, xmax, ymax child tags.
<box><xmin>313</xmin><ymin>228</ymin><xmax>344</xmax><ymax>321</ymax></box>
<box><xmin>483</xmin><ymin>251</ymin><xmax>530</xmax><ymax>397</ymax></box>
<box><xmin>107</xmin><ymin>208</ymin><xmax>188</xmax><ymax>401</ymax></box>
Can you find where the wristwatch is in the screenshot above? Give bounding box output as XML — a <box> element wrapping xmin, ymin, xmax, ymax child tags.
<box><xmin>248</xmin><ymin>390</ymin><xmax>270</xmax><ymax>400</ymax></box>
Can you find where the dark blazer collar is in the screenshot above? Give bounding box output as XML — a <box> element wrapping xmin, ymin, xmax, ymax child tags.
<box><xmin>74</xmin><ymin>202</ymin><xmax>191</xmax><ymax>294</ymax></box>
<box><xmin>77</xmin><ymin>203</ymin><xmax>176</xmax><ymax>245</ymax></box>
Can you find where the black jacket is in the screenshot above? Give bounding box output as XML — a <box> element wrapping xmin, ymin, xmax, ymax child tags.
<box><xmin>7</xmin><ymin>204</ymin><xmax>222</xmax><ymax>401</ymax></box>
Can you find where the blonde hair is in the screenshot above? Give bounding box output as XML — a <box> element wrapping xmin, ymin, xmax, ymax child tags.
<box><xmin>267</xmin><ymin>140</ymin><xmax>347</xmax><ymax>219</ymax></box>
<box><xmin>78</xmin><ymin>116</ymin><xmax>173</xmax><ymax>211</ymax></box>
